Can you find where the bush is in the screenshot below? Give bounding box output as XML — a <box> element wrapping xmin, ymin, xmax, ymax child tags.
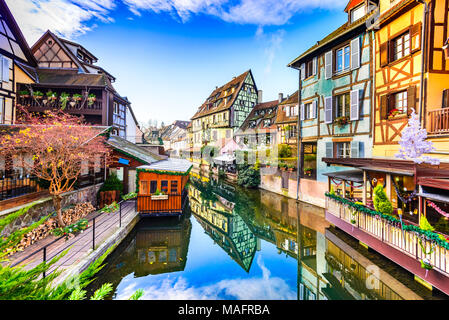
<box><xmin>237</xmin><ymin>165</ymin><xmax>260</xmax><ymax>189</ymax></box>
<box><xmin>278</xmin><ymin>144</ymin><xmax>292</xmax><ymax>158</ymax></box>
<box><xmin>100</xmin><ymin>172</ymin><xmax>123</xmax><ymax>193</ymax></box>
<box><xmin>373</xmin><ymin>185</ymin><xmax>393</xmax><ymax>215</ymax></box>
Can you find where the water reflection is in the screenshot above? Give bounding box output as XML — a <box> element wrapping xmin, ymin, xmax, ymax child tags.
<box><xmin>89</xmin><ymin>176</ymin><xmax>435</xmax><ymax>300</ymax></box>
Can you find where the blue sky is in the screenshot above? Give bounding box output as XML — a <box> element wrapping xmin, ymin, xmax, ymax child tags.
<box><xmin>7</xmin><ymin>0</ymin><xmax>349</xmax><ymax>126</ymax></box>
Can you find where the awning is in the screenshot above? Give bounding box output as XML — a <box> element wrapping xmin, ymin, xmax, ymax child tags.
<box><xmin>418</xmin><ymin>186</ymin><xmax>449</xmax><ymax>204</ymax></box>
<box><xmin>213</xmin><ymin>154</ymin><xmax>236</xmax><ymax>165</ymax></box>
<box><xmin>322</xmin><ymin>170</ymin><xmax>364</xmax><ymax>183</ymax></box>
<box><xmin>360</xmin><ymin>166</ymin><xmax>414</xmax><ymax>176</ymax></box>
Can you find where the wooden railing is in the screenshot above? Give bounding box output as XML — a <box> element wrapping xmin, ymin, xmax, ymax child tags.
<box><xmin>18</xmin><ymin>96</ymin><xmax>103</xmax><ymax>112</ymax></box>
<box><xmin>428</xmin><ymin>108</ymin><xmax>449</xmax><ymax>134</ymax></box>
<box><xmin>326</xmin><ymin>196</ymin><xmax>449</xmax><ymax>275</ymax></box>
<box><xmin>137</xmin><ymin>194</ymin><xmax>183</xmax><ymax>214</ymax></box>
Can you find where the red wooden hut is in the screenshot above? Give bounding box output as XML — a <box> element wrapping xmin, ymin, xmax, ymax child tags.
<box><xmin>137</xmin><ymin>158</ymin><xmax>192</xmax><ymax>217</ymax></box>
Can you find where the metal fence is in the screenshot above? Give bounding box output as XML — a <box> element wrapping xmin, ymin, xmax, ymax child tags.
<box><xmin>9</xmin><ymin>199</ymin><xmax>137</xmax><ymax>278</ymax></box>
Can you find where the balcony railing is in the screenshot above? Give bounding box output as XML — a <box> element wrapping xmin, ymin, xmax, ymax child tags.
<box><xmin>428</xmin><ymin>108</ymin><xmax>449</xmax><ymax>135</ymax></box>
<box><xmin>0</xmin><ymin>172</ymin><xmax>38</xmax><ymax>201</ymax></box>
<box><xmin>326</xmin><ymin>195</ymin><xmax>449</xmax><ymax>275</ymax></box>
<box><xmin>18</xmin><ymin>96</ymin><xmax>103</xmax><ymax>113</ymax></box>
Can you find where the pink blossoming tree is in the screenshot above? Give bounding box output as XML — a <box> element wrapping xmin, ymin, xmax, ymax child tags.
<box><xmin>0</xmin><ymin>108</ymin><xmax>111</xmax><ymax>227</ymax></box>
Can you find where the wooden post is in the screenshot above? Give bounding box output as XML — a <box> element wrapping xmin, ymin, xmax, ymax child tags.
<box><xmin>363</xmin><ymin>171</ymin><xmax>367</xmax><ymax>205</ymax></box>
<box><xmin>342</xmin><ymin>179</ymin><xmax>346</xmax><ymax>198</ymax></box>
<box><xmin>328</xmin><ymin>176</ymin><xmax>331</xmax><ymax>193</ymax></box>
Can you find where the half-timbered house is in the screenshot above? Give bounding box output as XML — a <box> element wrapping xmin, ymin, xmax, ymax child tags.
<box><xmin>15</xmin><ymin>30</ymin><xmax>140</xmax><ymax>142</ymax></box>
<box><xmin>320</xmin><ymin>0</ymin><xmax>449</xmax><ymax>294</ymax></box>
<box><xmin>0</xmin><ymin>0</ymin><xmax>37</xmax><ymax>125</ymax></box>
<box><xmin>288</xmin><ymin>0</ymin><xmax>378</xmax><ymax>207</ymax></box>
<box><xmin>190</xmin><ymin>70</ymin><xmax>259</xmax><ymax>173</ymax></box>
<box><xmin>274</xmin><ymin>91</ymin><xmax>299</xmax><ymax>149</ymax></box>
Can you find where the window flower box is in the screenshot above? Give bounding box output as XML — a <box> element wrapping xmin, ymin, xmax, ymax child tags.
<box><xmin>335</xmin><ymin>116</ymin><xmax>349</xmax><ymax>127</ymax></box>
<box><xmin>151</xmin><ymin>194</ymin><xmax>168</xmax><ymax>200</ymax></box>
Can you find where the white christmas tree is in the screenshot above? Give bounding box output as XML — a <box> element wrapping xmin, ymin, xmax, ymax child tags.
<box><xmin>395</xmin><ymin>109</ymin><xmax>440</xmax><ymax>165</ymax></box>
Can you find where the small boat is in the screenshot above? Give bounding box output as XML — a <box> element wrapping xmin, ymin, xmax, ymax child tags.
<box><xmin>136</xmin><ymin>158</ymin><xmax>192</xmax><ymax>217</ymax></box>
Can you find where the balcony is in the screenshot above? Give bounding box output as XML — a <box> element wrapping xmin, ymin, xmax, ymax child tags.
<box><xmin>428</xmin><ymin>108</ymin><xmax>449</xmax><ymax>135</ymax></box>
<box><xmin>325</xmin><ymin>194</ymin><xmax>449</xmax><ymax>294</ymax></box>
<box><xmin>17</xmin><ymin>96</ymin><xmax>103</xmax><ymax>115</ymax></box>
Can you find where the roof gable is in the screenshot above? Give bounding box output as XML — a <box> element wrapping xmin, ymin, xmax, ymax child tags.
<box><xmin>0</xmin><ymin>0</ymin><xmax>37</xmax><ymax>65</ymax></box>
<box><xmin>191</xmin><ymin>70</ymin><xmax>254</xmax><ymax>120</ymax></box>
<box><xmin>31</xmin><ymin>31</ymin><xmax>86</xmax><ymax>71</ymax></box>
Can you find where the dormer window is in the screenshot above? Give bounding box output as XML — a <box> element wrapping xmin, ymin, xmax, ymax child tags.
<box><xmin>350</xmin><ymin>5</ymin><xmax>365</xmax><ymax>23</ymax></box>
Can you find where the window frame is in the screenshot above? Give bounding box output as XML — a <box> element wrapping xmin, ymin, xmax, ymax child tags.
<box><xmin>336</xmin><ymin>142</ymin><xmax>351</xmax><ymax>159</ymax></box>
<box><xmin>335</xmin><ymin>92</ymin><xmax>350</xmax><ymax>118</ymax></box>
<box><xmin>335</xmin><ymin>44</ymin><xmax>351</xmax><ymax>73</ymax></box>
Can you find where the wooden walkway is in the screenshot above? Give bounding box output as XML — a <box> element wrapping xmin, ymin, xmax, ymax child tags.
<box><xmin>5</xmin><ymin>200</ymin><xmax>138</xmax><ymax>278</ymax></box>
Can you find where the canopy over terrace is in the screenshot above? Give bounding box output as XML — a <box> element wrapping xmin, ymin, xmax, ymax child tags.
<box><xmin>322</xmin><ymin>157</ymin><xmax>449</xmax><ymax>226</ymax></box>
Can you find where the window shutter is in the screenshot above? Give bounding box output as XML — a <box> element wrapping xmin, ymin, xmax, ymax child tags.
<box><xmin>324</xmin><ymin>96</ymin><xmax>333</xmax><ymax>124</ymax></box>
<box><xmin>407</xmin><ymin>86</ymin><xmax>416</xmax><ymax>115</ymax></box>
<box><xmin>351</xmin><ymin>141</ymin><xmax>359</xmax><ymax>158</ymax></box>
<box><xmin>380</xmin><ymin>42</ymin><xmax>389</xmax><ymax>67</ymax></box>
<box><xmin>312</xmin><ymin>101</ymin><xmax>317</xmax><ymax>119</ymax></box>
<box><xmin>312</xmin><ymin>57</ymin><xmax>317</xmax><ymax>76</ymax></box>
<box><xmin>325</xmin><ymin>142</ymin><xmax>333</xmax><ymax>158</ymax></box>
<box><xmin>380</xmin><ymin>95</ymin><xmax>388</xmax><ymax>120</ymax></box>
<box><xmin>325</xmin><ymin>51</ymin><xmax>332</xmax><ymax>79</ymax></box>
<box><xmin>2</xmin><ymin>57</ymin><xmax>9</xmax><ymax>83</ymax></box>
<box><xmin>443</xmin><ymin>89</ymin><xmax>449</xmax><ymax>109</ymax></box>
<box><xmin>301</xmin><ymin>63</ymin><xmax>306</xmax><ymax>80</ymax></box>
<box><xmin>350</xmin><ymin>89</ymin><xmax>360</xmax><ymax>121</ymax></box>
<box><xmin>410</xmin><ymin>23</ymin><xmax>421</xmax><ymax>52</ymax></box>
<box><xmin>300</xmin><ymin>104</ymin><xmax>305</xmax><ymax>120</ymax></box>
<box><xmin>350</xmin><ymin>37</ymin><xmax>360</xmax><ymax>70</ymax></box>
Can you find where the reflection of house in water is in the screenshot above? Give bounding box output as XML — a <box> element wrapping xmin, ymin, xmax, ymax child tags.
<box><xmin>255</xmin><ymin>188</ymin><xmax>420</xmax><ymax>300</ymax></box>
<box><xmin>134</xmin><ymin>218</ymin><xmax>192</xmax><ymax>276</ymax></box>
<box><xmin>189</xmin><ymin>179</ymin><xmax>257</xmax><ymax>272</ymax></box>
<box><xmin>87</xmin><ymin>217</ymin><xmax>191</xmax><ymax>297</ymax></box>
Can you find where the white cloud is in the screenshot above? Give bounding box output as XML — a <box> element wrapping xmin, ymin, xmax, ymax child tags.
<box><xmin>5</xmin><ymin>0</ymin><xmax>116</xmax><ymax>44</ymax></box>
<box><xmin>124</xmin><ymin>0</ymin><xmax>347</xmax><ymax>25</ymax></box>
<box><xmin>114</xmin><ymin>255</ymin><xmax>297</xmax><ymax>300</ymax></box>
<box><xmin>6</xmin><ymin>0</ymin><xmax>347</xmax><ymax>45</ymax></box>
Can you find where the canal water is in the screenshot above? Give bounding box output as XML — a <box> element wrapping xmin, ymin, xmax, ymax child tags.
<box><xmin>87</xmin><ymin>177</ymin><xmax>447</xmax><ymax>300</ymax></box>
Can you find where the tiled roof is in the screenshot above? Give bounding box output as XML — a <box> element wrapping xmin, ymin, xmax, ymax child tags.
<box><xmin>238</xmin><ymin>100</ymin><xmax>279</xmax><ymax>132</ymax></box>
<box><xmin>275</xmin><ymin>91</ymin><xmax>299</xmax><ymax>125</ymax></box>
<box><xmin>36</xmin><ymin>69</ymin><xmax>109</xmax><ymax>88</ymax></box>
<box><xmin>191</xmin><ymin>70</ymin><xmax>251</xmax><ymax>120</ymax></box>
<box><xmin>288</xmin><ymin>11</ymin><xmax>375</xmax><ymax>67</ymax></box>
<box><xmin>138</xmin><ymin>158</ymin><xmax>193</xmax><ymax>173</ymax></box>
<box><xmin>107</xmin><ymin>135</ymin><xmax>165</xmax><ymax>164</ymax></box>
<box><xmin>345</xmin><ymin>0</ymin><xmax>364</xmax><ymax>12</ymax></box>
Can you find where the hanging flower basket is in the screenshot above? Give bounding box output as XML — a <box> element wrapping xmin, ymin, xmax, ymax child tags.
<box><xmin>32</xmin><ymin>91</ymin><xmax>44</xmax><ymax>99</ymax></box>
<box><xmin>388</xmin><ymin>108</ymin><xmax>401</xmax><ymax>119</ymax></box>
<box><xmin>18</xmin><ymin>90</ymin><xmax>30</xmax><ymax>98</ymax></box>
<box><xmin>335</xmin><ymin>116</ymin><xmax>349</xmax><ymax>127</ymax></box>
<box><xmin>72</xmin><ymin>94</ymin><xmax>83</xmax><ymax>102</ymax></box>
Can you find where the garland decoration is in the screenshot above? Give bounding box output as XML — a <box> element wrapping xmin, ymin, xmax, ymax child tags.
<box><xmin>391</xmin><ymin>178</ymin><xmax>417</xmax><ymax>204</ymax></box>
<box><xmin>325</xmin><ymin>192</ymin><xmax>449</xmax><ymax>250</ymax></box>
<box><xmin>427</xmin><ymin>200</ymin><xmax>449</xmax><ymax>219</ymax></box>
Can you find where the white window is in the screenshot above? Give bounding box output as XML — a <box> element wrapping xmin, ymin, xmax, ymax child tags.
<box><xmin>336</xmin><ymin>142</ymin><xmax>351</xmax><ymax>158</ymax></box>
<box><xmin>350</xmin><ymin>5</ymin><xmax>365</xmax><ymax>23</ymax></box>
<box><xmin>336</xmin><ymin>45</ymin><xmax>350</xmax><ymax>72</ymax></box>
<box><xmin>393</xmin><ymin>32</ymin><xmax>410</xmax><ymax>61</ymax></box>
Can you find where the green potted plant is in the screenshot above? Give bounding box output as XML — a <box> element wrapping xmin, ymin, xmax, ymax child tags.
<box><xmin>287</xmin><ymin>164</ymin><xmax>296</xmax><ymax>172</ymax></box>
<box><xmin>72</xmin><ymin>93</ymin><xmax>83</xmax><ymax>102</ymax></box>
<box><xmin>18</xmin><ymin>90</ymin><xmax>30</xmax><ymax>98</ymax></box>
<box><xmin>32</xmin><ymin>90</ymin><xmax>44</xmax><ymax>99</ymax></box>
<box><xmin>98</xmin><ymin>172</ymin><xmax>123</xmax><ymax>208</ymax></box>
<box><xmin>60</xmin><ymin>92</ymin><xmax>70</xmax><ymax>110</ymax></box>
<box><xmin>303</xmin><ymin>167</ymin><xmax>313</xmax><ymax>176</ymax></box>
<box><xmin>151</xmin><ymin>189</ymin><xmax>168</xmax><ymax>200</ymax></box>
<box><xmin>46</xmin><ymin>90</ymin><xmax>57</xmax><ymax>101</ymax></box>
<box><xmin>87</xmin><ymin>93</ymin><xmax>96</xmax><ymax>106</ymax></box>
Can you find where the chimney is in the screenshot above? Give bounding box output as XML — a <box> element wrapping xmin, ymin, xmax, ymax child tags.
<box><xmin>278</xmin><ymin>93</ymin><xmax>283</xmax><ymax>103</ymax></box>
<box><xmin>257</xmin><ymin>90</ymin><xmax>263</xmax><ymax>104</ymax></box>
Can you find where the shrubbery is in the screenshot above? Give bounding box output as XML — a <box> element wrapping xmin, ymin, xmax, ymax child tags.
<box><xmin>373</xmin><ymin>185</ymin><xmax>393</xmax><ymax>215</ymax></box>
<box><xmin>237</xmin><ymin>164</ymin><xmax>261</xmax><ymax>189</ymax></box>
